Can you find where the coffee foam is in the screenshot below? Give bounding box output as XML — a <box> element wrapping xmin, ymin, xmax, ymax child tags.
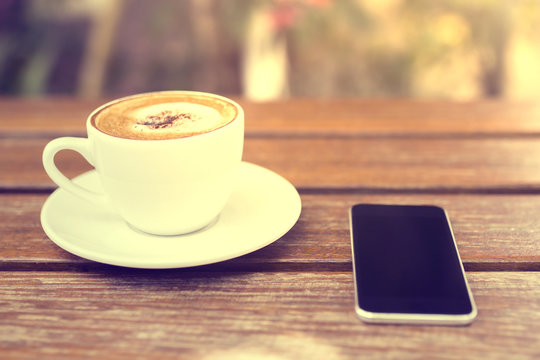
<box><xmin>92</xmin><ymin>93</ymin><xmax>237</xmax><ymax>140</ymax></box>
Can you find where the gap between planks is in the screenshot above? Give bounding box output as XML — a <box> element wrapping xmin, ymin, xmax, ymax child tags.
<box><xmin>4</xmin><ymin>186</ymin><xmax>540</xmax><ymax>195</ymax></box>
<box><xmin>0</xmin><ymin>260</ymin><xmax>538</xmax><ymax>273</ymax></box>
<box><xmin>4</xmin><ymin>131</ymin><xmax>540</xmax><ymax>140</ymax></box>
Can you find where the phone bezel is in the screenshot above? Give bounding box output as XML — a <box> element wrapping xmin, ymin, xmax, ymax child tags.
<box><xmin>349</xmin><ymin>203</ymin><xmax>477</xmax><ymax>325</ymax></box>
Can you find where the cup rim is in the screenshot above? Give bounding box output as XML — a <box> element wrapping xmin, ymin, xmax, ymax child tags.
<box><xmin>87</xmin><ymin>90</ymin><xmax>243</xmax><ymax>142</ymax></box>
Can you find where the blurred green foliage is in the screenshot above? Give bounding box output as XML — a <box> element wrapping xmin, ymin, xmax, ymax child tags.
<box><xmin>1</xmin><ymin>0</ymin><xmax>539</xmax><ymax>99</ymax></box>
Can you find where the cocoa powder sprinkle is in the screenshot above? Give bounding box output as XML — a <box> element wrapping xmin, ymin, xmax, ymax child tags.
<box><xmin>137</xmin><ymin>111</ymin><xmax>193</xmax><ymax>129</ymax></box>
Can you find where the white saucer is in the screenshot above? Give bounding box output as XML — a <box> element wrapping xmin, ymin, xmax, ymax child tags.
<box><xmin>40</xmin><ymin>162</ymin><xmax>301</xmax><ymax>269</ymax></box>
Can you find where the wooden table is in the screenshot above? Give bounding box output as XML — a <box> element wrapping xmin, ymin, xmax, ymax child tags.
<box><xmin>1</xmin><ymin>98</ymin><xmax>539</xmax><ymax>359</ymax></box>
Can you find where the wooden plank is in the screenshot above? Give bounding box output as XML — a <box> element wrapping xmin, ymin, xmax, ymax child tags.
<box><xmin>1</xmin><ymin>194</ymin><xmax>539</xmax><ymax>270</ymax></box>
<box><xmin>242</xmin><ymin>99</ymin><xmax>540</xmax><ymax>136</ymax></box>
<box><xmin>244</xmin><ymin>137</ymin><xmax>540</xmax><ymax>191</ymax></box>
<box><xmin>0</xmin><ymin>271</ymin><xmax>538</xmax><ymax>359</ymax></box>
<box><xmin>2</xmin><ymin>98</ymin><xmax>540</xmax><ymax>136</ymax></box>
<box><xmin>0</xmin><ymin>98</ymin><xmax>101</xmax><ymax>137</ymax></box>
<box><xmin>3</xmin><ymin>137</ymin><xmax>540</xmax><ymax>191</ymax></box>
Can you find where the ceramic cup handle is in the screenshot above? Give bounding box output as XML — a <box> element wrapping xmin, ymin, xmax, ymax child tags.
<box><xmin>43</xmin><ymin>137</ymin><xmax>107</xmax><ymax>205</ymax></box>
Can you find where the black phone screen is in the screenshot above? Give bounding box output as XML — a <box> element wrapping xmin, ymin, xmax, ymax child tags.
<box><xmin>350</xmin><ymin>204</ymin><xmax>473</xmax><ymax>315</ymax></box>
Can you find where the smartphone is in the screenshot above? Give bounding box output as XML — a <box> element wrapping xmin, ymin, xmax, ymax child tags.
<box><xmin>349</xmin><ymin>204</ymin><xmax>477</xmax><ymax>325</ymax></box>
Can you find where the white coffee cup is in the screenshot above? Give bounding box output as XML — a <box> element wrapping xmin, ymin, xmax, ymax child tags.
<box><xmin>43</xmin><ymin>91</ymin><xmax>244</xmax><ymax>235</ymax></box>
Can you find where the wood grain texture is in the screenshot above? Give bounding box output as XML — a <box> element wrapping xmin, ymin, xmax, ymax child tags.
<box><xmin>1</xmin><ymin>193</ymin><xmax>539</xmax><ymax>270</ymax></box>
<box><xmin>3</xmin><ymin>137</ymin><xmax>540</xmax><ymax>191</ymax></box>
<box><xmin>2</xmin><ymin>98</ymin><xmax>540</xmax><ymax>359</ymax></box>
<box><xmin>0</xmin><ymin>271</ymin><xmax>538</xmax><ymax>360</ymax></box>
<box><xmin>2</xmin><ymin>98</ymin><xmax>540</xmax><ymax>136</ymax></box>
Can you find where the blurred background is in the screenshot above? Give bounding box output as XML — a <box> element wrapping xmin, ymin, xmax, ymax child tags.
<box><xmin>1</xmin><ymin>0</ymin><xmax>539</xmax><ymax>101</ymax></box>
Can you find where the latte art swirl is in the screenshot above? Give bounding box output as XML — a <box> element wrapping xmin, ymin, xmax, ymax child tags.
<box><xmin>91</xmin><ymin>93</ymin><xmax>237</xmax><ymax>140</ymax></box>
<box><xmin>129</xmin><ymin>102</ymin><xmax>225</xmax><ymax>138</ymax></box>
